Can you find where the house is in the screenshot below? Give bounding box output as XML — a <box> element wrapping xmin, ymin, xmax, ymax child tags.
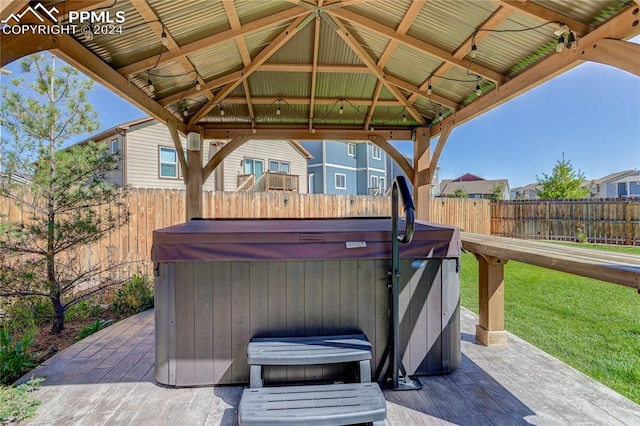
<box><xmin>386</xmin><ymin>156</ymin><xmax>440</xmax><ymax>197</ymax></box>
<box><xmin>589</xmin><ymin>170</ymin><xmax>639</xmax><ymax>198</ymax></box>
<box><xmin>609</xmin><ymin>171</ymin><xmax>640</xmax><ymax>198</ymax></box>
<box><xmin>81</xmin><ymin>118</ymin><xmax>311</xmax><ymax>192</ymax></box>
<box><xmin>302</xmin><ymin>140</ymin><xmax>387</xmax><ymax>195</ymax></box>
<box><xmin>511</xmin><ymin>182</ymin><xmax>542</xmax><ymax>200</ymax></box>
<box><xmin>440</xmin><ymin>173</ymin><xmax>510</xmax><ymax>200</ymax></box>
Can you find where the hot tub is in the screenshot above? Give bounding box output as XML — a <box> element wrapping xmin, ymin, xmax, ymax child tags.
<box><xmin>151</xmin><ymin>218</ymin><xmax>460</xmax><ymax>387</ymax></box>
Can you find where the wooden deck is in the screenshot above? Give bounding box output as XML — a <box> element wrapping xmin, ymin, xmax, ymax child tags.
<box><xmin>19</xmin><ymin>308</ymin><xmax>640</xmax><ymax>425</ymax></box>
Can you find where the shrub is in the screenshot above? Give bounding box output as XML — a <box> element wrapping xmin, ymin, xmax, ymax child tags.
<box><xmin>0</xmin><ymin>377</ymin><xmax>44</xmax><ymax>422</ymax></box>
<box><xmin>112</xmin><ymin>274</ymin><xmax>154</xmax><ymax>316</ymax></box>
<box><xmin>0</xmin><ymin>327</ymin><xmax>37</xmax><ymax>385</ymax></box>
<box><xmin>2</xmin><ymin>298</ymin><xmax>53</xmax><ymax>327</ymax></box>
<box><xmin>64</xmin><ymin>300</ymin><xmax>102</xmax><ymax>322</ymax></box>
<box><xmin>576</xmin><ymin>226</ymin><xmax>589</xmax><ymax>244</ymax></box>
<box><xmin>76</xmin><ymin>319</ymin><xmax>113</xmax><ymax>341</ymax></box>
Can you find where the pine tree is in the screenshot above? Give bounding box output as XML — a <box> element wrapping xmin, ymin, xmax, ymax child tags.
<box><xmin>0</xmin><ymin>53</ymin><xmax>128</xmax><ymax>334</ymax></box>
<box><xmin>536</xmin><ymin>154</ymin><xmax>590</xmax><ymax>199</ymax></box>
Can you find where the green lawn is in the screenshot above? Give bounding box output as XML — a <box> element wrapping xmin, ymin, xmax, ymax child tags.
<box><xmin>459</xmin><ymin>244</ymin><xmax>640</xmax><ymax>405</ymax></box>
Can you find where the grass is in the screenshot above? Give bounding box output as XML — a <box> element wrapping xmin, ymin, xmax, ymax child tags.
<box><xmin>459</xmin><ymin>244</ymin><xmax>640</xmax><ymax>405</ymax></box>
<box><xmin>0</xmin><ymin>377</ymin><xmax>43</xmax><ymax>423</ymax></box>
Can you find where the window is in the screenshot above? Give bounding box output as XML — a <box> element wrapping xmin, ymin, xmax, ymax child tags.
<box><xmin>335</xmin><ymin>173</ymin><xmax>346</xmax><ymax>190</ymax></box>
<box><xmin>379</xmin><ymin>177</ymin><xmax>385</xmax><ymax>190</ymax></box>
<box><xmin>111</xmin><ymin>139</ymin><xmax>118</xmax><ymax>154</ymax></box>
<box><xmin>268</xmin><ymin>160</ymin><xmax>291</xmax><ymax>173</ymax></box>
<box><xmin>371</xmin><ymin>175</ymin><xmax>379</xmax><ymax>189</ymax></box>
<box><xmin>159</xmin><ymin>147</ymin><xmax>178</xmax><ymax>178</ymax></box>
<box><xmin>372</xmin><ymin>145</ymin><xmax>381</xmax><ymax>160</ymax></box>
<box><xmin>244</xmin><ymin>158</ymin><xmax>264</xmax><ymax>178</ymax></box>
<box><xmin>347</xmin><ymin>143</ymin><xmax>356</xmax><ymax>157</ymax></box>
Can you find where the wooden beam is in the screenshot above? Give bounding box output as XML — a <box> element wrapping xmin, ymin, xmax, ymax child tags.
<box><xmin>309</xmin><ymin>16</ymin><xmax>321</xmax><ymax>131</ymax></box>
<box><xmin>428</xmin><ymin>121</ymin><xmax>454</xmax><ymax>183</ymax></box>
<box><xmin>167</xmin><ymin>120</ymin><xmax>188</xmax><ymax>184</ymax></box>
<box><xmin>209</xmin><ymin>96</ymin><xmax>405</xmax><ymax>107</ymax></box>
<box><xmin>495</xmin><ymin>0</ymin><xmax>590</xmax><ymax>36</ymax></box>
<box><xmin>259</xmin><ymin>63</ymin><xmax>370</xmax><ymax>73</ymax></box>
<box><xmin>117</xmin><ymin>7</ymin><xmax>309</xmax><ymax>76</ymax></box>
<box><xmin>369</xmin><ymin>0</ymin><xmax>425</xmax><ymax>128</ymax></box>
<box><xmin>185</xmin><ymin>143</ymin><xmax>203</xmax><ymax>220</ymax></box>
<box><xmin>0</xmin><ymin>0</ymin><xmax>28</xmax><ymax>22</ymax></box>
<box><xmin>203</xmin><ymin>127</ymin><xmax>413</xmax><ymax>141</ymax></box>
<box><xmin>429</xmin><ymin>6</ymin><xmax>640</xmax><ymax>140</ymax></box>
<box><xmin>326</xmin><ymin>14</ymin><xmax>426</xmax><ymax>124</ymax></box>
<box><xmin>580</xmin><ymin>38</ymin><xmax>640</xmax><ymax>77</ymax></box>
<box><xmin>475</xmin><ymin>254</ymin><xmax>509</xmax><ymax>346</ymax></box>
<box><xmin>202</xmin><ymin>136</ymin><xmax>251</xmax><ymax>182</ymax></box>
<box><xmin>0</xmin><ymin>32</ymin><xmax>56</xmax><ymax>67</ymax></box>
<box><xmin>368</xmin><ymin>135</ymin><xmax>413</xmax><ymax>182</ymax></box>
<box><xmin>328</xmin><ymin>8</ymin><xmax>508</xmax><ymax>84</ymax></box>
<box><xmin>412</xmin><ymin>126</ymin><xmax>430</xmax><ymax>221</ymax></box>
<box><xmin>188</xmin><ymin>14</ymin><xmax>312</xmax><ymax>126</ymax></box>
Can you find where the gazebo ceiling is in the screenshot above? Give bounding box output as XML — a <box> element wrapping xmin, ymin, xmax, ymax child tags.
<box><xmin>1</xmin><ymin>0</ymin><xmax>639</xmax><ymax>140</ymax></box>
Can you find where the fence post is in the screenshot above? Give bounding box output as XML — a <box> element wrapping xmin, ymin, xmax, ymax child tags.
<box><xmin>545</xmin><ymin>201</ymin><xmax>550</xmax><ymax>240</ymax></box>
<box><xmin>626</xmin><ymin>201</ymin><xmax>632</xmax><ymax>246</ymax></box>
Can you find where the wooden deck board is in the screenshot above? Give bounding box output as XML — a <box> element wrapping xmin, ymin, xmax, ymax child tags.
<box><xmin>19</xmin><ymin>308</ymin><xmax>640</xmax><ymax>425</ymax></box>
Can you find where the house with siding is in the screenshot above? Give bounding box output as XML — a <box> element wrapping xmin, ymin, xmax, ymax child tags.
<box><xmin>302</xmin><ymin>140</ymin><xmax>387</xmax><ymax>195</ymax></box>
<box><xmin>79</xmin><ymin>118</ymin><xmax>311</xmax><ymax>192</ymax></box>
<box><xmin>440</xmin><ymin>173</ymin><xmax>510</xmax><ymax>200</ymax></box>
<box><xmin>589</xmin><ymin>170</ymin><xmax>639</xmax><ymax>198</ymax></box>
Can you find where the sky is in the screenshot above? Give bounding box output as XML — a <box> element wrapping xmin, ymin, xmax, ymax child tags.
<box><xmin>2</xmin><ymin>47</ymin><xmax>638</xmax><ymax>189</ymax></box>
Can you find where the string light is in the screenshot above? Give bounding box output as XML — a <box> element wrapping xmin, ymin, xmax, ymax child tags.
<box><xmin>402</xmin><ymin>109</ymin><xmax>407</xmax><ymax>122</ymax></box>
<box><xmin>276</xmin><ymin>105</ymin><xmax>281</xmax><ymax>115</ymax></box>
<box><xmin>566</xmin><ymin>31</ymin><xmax>576</xmax><ymax>49</ymax></box>
<box><xmin>470</xmin><ymin>35</ymin><xmax>478</xmax><ymax>59</ymax></box>
<box><xmin>339</xmin><ymin>101</ymin><xmax>344</xmax><ymax>115</ymax></box>
<box><xmin>556</xmin><ymin>33</ymin><xmax>565</xmax><ymax>52</ymax></box>
<box><xmin>84</xmin><ymin>25</ymin><xmax>94</xmax><ymax>42</ymax></box>
<box><xmin>427</xmin><ymin>80</ymin><xmax>432</xmax><ymax>96</ymax></box>
<box><xmin>219</xmin><ymin>105</ymin><xmax>225</xmax><ymax>116</ymax></box>
<box><xmin>310</xmin><ymin>127</ymin><xmax>316</xmax><ymax>134</ymax></box>
<box><xmin>195</xmin><ymin>80</ymin><xmax>201</xmax><ymax>91</ymax></box>
<box><xmin>147</xmin><ymin>78</ymin><xmax>155</xmax><ymax>93</ymax></box>
<box><xmin>369</xmin><ymin>126</ymin><xmax>374</xmax><ymax>132</ymax></box>
<box><xmin>475</xmin><ymin>83</ymin><xmax>482</xmax><ymax>97</ymax></box>
<box><xmin>161</xmin><ymin>30</ymin><xmax>168</xmax><ymax>47</ymax></box>
<box><xmin>183</xmin><ymin>107</ymin><xmax>188</xmax><ymax>117</ymax></box>
<box><xmin>251</xmin><ymin>122</ymin><xmax>257</xmax><ymax>134</ymax></box>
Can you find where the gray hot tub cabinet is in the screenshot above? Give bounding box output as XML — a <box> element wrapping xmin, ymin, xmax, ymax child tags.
<box><xmin>152</xmin><ymin>218</ymin><xmax>461</xmax><ymax>387</ymax></box>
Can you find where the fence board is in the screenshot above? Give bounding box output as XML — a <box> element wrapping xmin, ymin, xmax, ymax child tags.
<box><xmin>2</xmin><ymin>190</ymin><xmax>490</xmax><ymax>276</ymax></box>
<box><xmin>492</xmin><ymin>199</ymin><xmax>640</xmax><ymax>245</ymax></box>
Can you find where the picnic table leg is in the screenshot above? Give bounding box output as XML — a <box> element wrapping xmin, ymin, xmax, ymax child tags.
<box><xmin>474</xmin><ymin>254</ymin><xmax>508</xmax><ymax>347</ymax></box>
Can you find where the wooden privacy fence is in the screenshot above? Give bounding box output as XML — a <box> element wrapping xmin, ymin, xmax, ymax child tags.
<box><xmin>491</xmin><ymin>199</ymin><xmax>640</xmax><ymax>245</ymax></box>
<box><xmin>2</xmin><ymin>190</ymin><xmax>491</xmax><ymax>277</ymax></box>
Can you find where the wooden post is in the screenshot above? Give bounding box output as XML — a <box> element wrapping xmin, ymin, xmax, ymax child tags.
<box><xmin>625</xmin><ymin>200</ymin><xmax>632</xmax><ymax>246</ymax></box>
<box><xmin>185</xmin><ymin>131</ymin><xmax>203</xmax><ymax>221</ymax></box>
<box><xmin>475</xmin><ymin>254</ymin><xmax>508</xmax><ymax>346</ymax></box>
<box><xmin>413</xmin><ymin>126</ymin><xmax>430</xmax><ymax>221</ymax></box>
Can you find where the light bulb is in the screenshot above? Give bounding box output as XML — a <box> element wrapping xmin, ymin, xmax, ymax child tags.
<box><xmin>252</xmin><ymin>126</ymin><xmax>257</xmax><ymax>134</ymax></box>
<box><xmin>556</xmin><ymin>35</ymin><xmax>565</xmax><ymax>52</ymax></box>
<box><xmin>438</xmin><ymin>109</ymin><xmax>443</xmax><ymax>122</ymax></box>
<box><xmin>369</xmin><ymin>126</ymin><xmax>374</xmax><ymax>132</ymax></box>
<box><xmin>427</xmin><ymin>83</ymin><xmax>432</xmax><ymax>96</ymax></box>
<box><xmin>567</xmin><ymin>31</ymin><xmax>576</xmax><ymax>49</ymax></box>
<box><xmin>147</xmin><ymin>79</ymin><xmax>155</xmax><ymax>93</ymax></box>
<box><xmin>220</xmin><ymin>106</ymin><xmax>225</xmax><ymax>116</ymax></box>
<box><xmin>183</xmin><ymin>108</ymin><xmax>188</xmax><ymax>117</ymax></box>
<box><xmin>161</xmin><ymin>31</ymin><xmax>168</xmax><ymax>47</ymax></box>
<box><xmin>470</xmin><ymin>43</ymin><xmax>477</xmax><ymax>59</ymax></box>
<box><xmin>339</xmin><ymin>105</ymin><xmax>344</xmax><ymax>115</ymax></box>
<box><xmin>195</xmin><ymin>80</ymin><xmax>201</xmax><ymax>91</ymax></box>
<box><xmin>84</xmin><ymin>27</ymin><xmax>94</xmax><ymax>42</ymax></box>
<box><xmin>310</xmin><ymin>127</ymin><xmax>316</xmax><ymax>134</ymax></box>
<box><xmin>402</xmin><ymin>111</ymin><xmax>407</xmax><ymax>122</ymax></box>
<box><xmin>276</xmin><ymin>106</ymin><xmax>281</xmax><ymax>115</ymax></box>
<box><xmin>476</xmin><ymin>84</ymin><xmax>482</xmax><ymax>97</ymax></box>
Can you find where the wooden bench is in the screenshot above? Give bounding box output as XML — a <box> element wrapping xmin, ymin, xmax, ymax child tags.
<box><xmin>247</xmin><ymin>334</ymin><xmax>373</xmax><ymax>388</ymax></box>
<box><xmin>238</xmin><ymin>382</ymin><xmax>386</xmax><ymax>426</ymax></box>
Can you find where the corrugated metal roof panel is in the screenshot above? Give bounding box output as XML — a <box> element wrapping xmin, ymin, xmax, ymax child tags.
<box><xmin>147</xmin><ymin>62</ymin><xmax>197</xmax><ymax>99</ymax></box>
<box><xmin>343</xmin><ymin>22</ymin><xmax>391</xmax><ymax>62</ymax></box>
<box><xmin>235</xmin><ymin>0</ymin><xmax>294</xmax><ymax>24</ymax></box>
<box><xmin>434</xmin><ymin>66</ymin><xmax>483</xmax><ymax>104</ymax></box>
<box><xmin>408</xmin><ymin>1</ymin><xmax>497</xmax><ymax>53</ymax></box>
<box><xmin>254</xmin><ymin>103</ymin><xmax>309</xmax><ymax>126</ymax></box>
<box><xmin>151</xmin><ymin>0</ymin><xmax>230</xmax><ymax>46</ymax></box>
<box><xmin>344</xmin><ymin>1</ymin><xmax>407</xmax><ymax>32</ymax></box>
<box><xmin>311</xmin><ymin>103</ymin><xmax>362</xmax><ymax>127</ymax></box>
<box><xmin>245</xmin><ymin>22</ymin><xmax>294</xmax><ymax>59</ymax></box>
<box><xmin>385</xmin><ymin>44</ymin><xmax>442</xmax><ymax>87</ymax></box>
<box><xmin>475</xmin><ymin>13</ymin><xmax>558</xmax><ymax>76</ymax></box>
<box><xmin>315</xmin><ymin>73</ymin><xmax>377</xmax><ymax>100</ymax></box>
<box><xmin>188</xmin><ymin>41</ymin><xmax>244</xmax><ymax>81</ymax></box>
<box><xmin>378</xmin><ymin>86</ymin><xmax>395</xmax><ymax>102</ymax></box>
<box><xmin>533</xmin><ymin>0</ymin><xmax>621</xmax><ymax>25</ymax></box>
<box><xmin>249</xmin><ymin>72</ymin><xmax>311</xmax><ymax>98</ymax></box>
<box><xmin>266</xmin><ymin>21</ymin><xmax>314</xmax><ymax>64</ymax></box>
<box><xmin>317</xmin><ymin>23</ymin><xmax>363</xmax><ymax>65</ymax></box>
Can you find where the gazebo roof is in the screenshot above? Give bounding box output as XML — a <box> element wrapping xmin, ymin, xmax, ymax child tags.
<box><xmin>2</xmin><ymin>0</ymin><xmax>638</xmax><ymax>142</ymax></box>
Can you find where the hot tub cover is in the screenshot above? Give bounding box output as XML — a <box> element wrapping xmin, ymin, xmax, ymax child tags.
<box><xmin>151</xmin><ymin>218</ymin><xmax>460</xmax><ymax>262</ymax></box>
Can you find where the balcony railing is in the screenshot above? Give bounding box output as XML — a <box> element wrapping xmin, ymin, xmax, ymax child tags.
<box><xmin>237</xmin><ymin>172</ymin><xmax>299</xmax><ymax>193</ymax></box>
